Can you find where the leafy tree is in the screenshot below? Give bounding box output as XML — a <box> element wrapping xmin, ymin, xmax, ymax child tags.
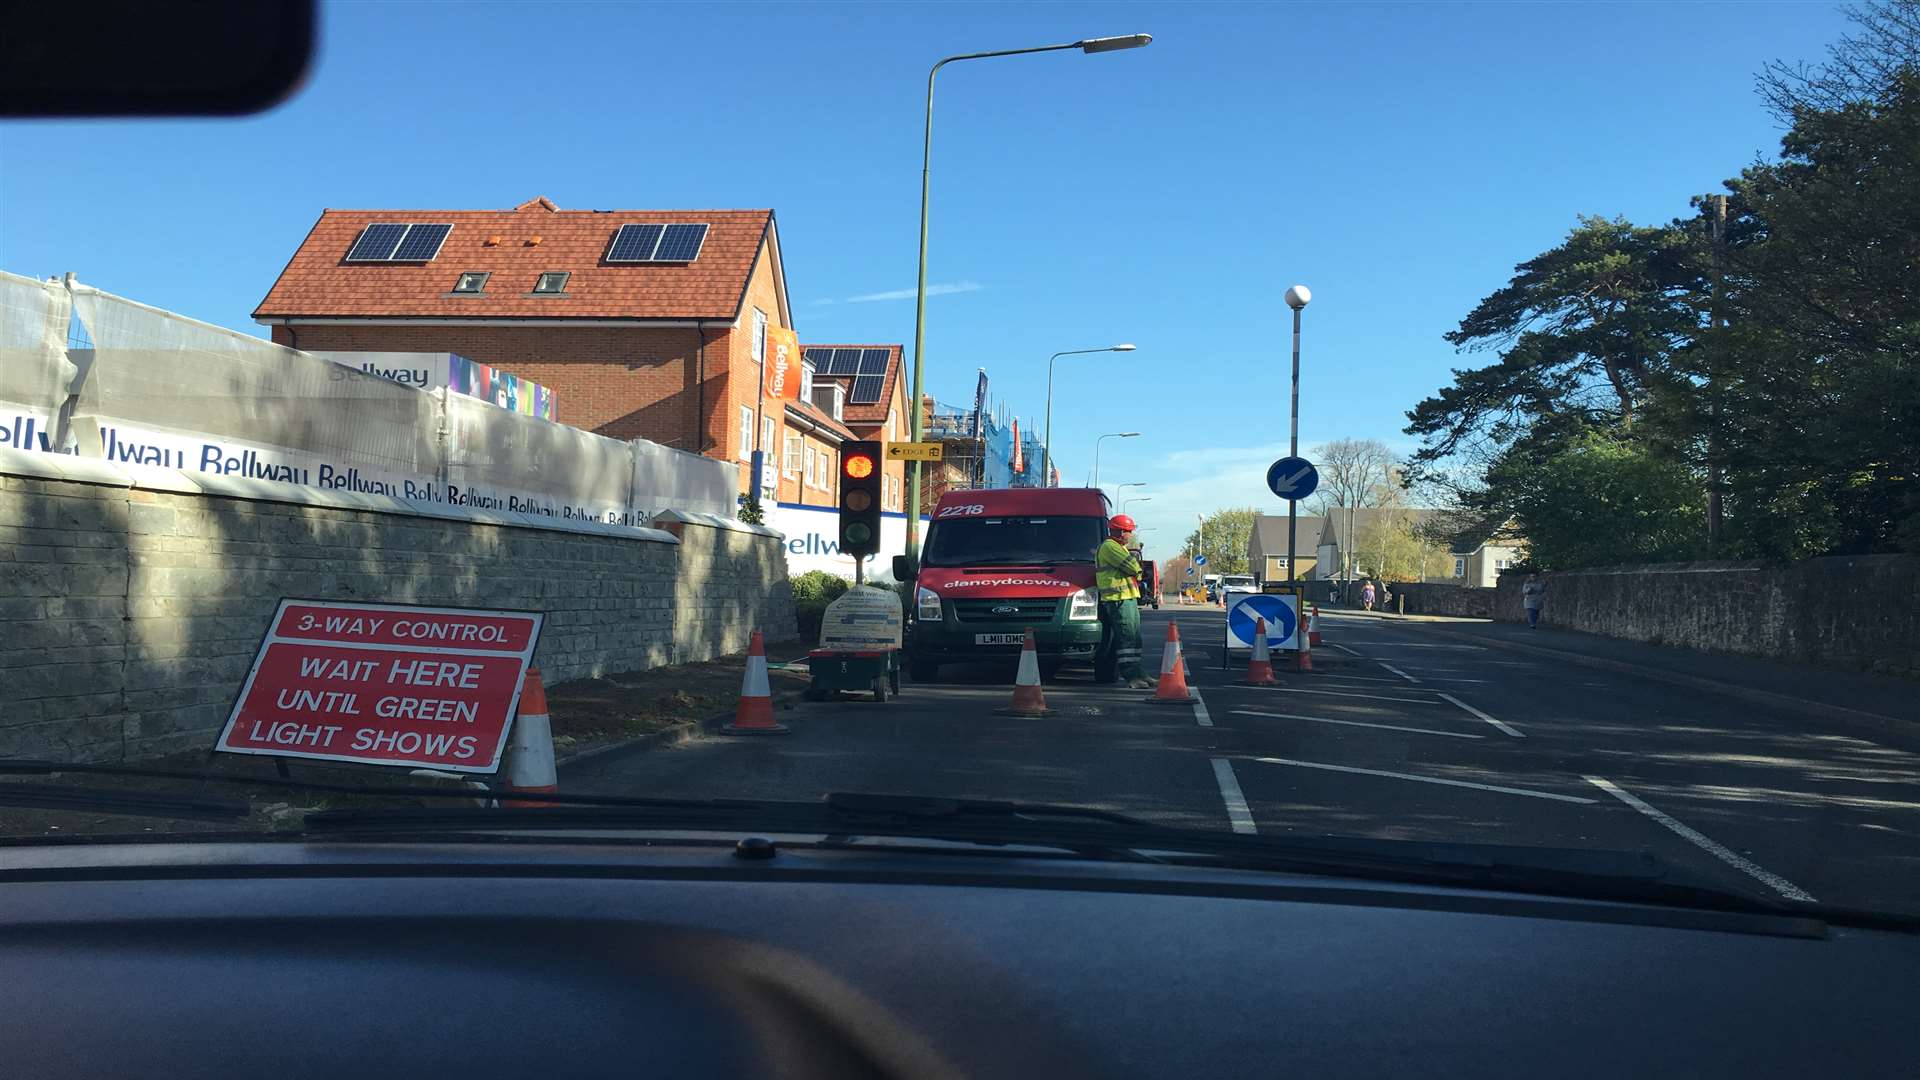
<box><xmin>1354</xmin><ymin>508</ymin><xmax>1453</xmax><ymax>583</ymax></box>
<box><xmin>1180</xmin><ymin>507</ymin><xmax>1259</xmax><ymax>576</ymax></box>
<box><xmin>1485</xmin><ymin>430</ymin><xmax>1706</xmax><ymax>570</ymax></box>
<box><xmin>1309</xmin><ymin>438</ymin><xmax>1397</xmax><ymax>578</ymax></box>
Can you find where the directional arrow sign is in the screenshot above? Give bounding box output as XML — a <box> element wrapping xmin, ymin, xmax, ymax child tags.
<box><xmin>1266</xmin><ymin>456</ymin><xmax>1319</xmax><ymax>501</ymax></box>
<box><xmin>1194</xmin><ymin>554</ymin><xmax>1208</xmax><ymax>567</ymax></box>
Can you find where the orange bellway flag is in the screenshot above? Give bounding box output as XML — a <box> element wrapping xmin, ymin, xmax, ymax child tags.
<box><xmin>1011</xmin><ymin>419</ymin><xmax>1024</xmax><ymax>474</ymax></box>
<box><xmin>764</xmin><ymin>326</ymin><xmax>802</xmax><ymax>400</ymax></box>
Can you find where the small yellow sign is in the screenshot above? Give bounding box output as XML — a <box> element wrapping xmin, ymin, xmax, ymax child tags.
<box><xmin>886</xmin><ymin>442</ymin><xmax>944</xmax><ymax>462</ymax></box>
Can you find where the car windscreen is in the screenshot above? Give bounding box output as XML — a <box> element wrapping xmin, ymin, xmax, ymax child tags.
<box><xmin>922</xmin><ymin>516</ymin><xmax>1105</xmax><ymax>567</ymax></box>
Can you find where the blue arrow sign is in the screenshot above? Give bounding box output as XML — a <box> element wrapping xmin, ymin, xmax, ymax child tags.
<box><xmin>1228</xmin><ymin>593</ymin><xmax>1298</xmax><ymax>649</ymax></box>
<box><xmin>1194</xmin><ymin>554</ymin><xmax>1208</xmax><ymax>567</ymax></box>
<box><xmin>1266</xmin><ymin>456</ymin><xmax>1319</xmax><ymax>501</ymax></box>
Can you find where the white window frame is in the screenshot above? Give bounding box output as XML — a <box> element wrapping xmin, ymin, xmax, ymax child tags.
<box><xmin>783</xmin><ymin>433</ymin><xmax>802</xmax><ymax>477</ymax></box>
<box><xmin>801</xmin><ymin>357</ymin><xmax>815</xmax><ymax>401</ymax></box>
<box><xmin>738</xmin><ymin>406</ymin><xmax>753</xmax><ymax>461</ymax></box>
<box><xmin>762</xmin><ymin>416</ymin><xmax>775</xmax><ymax>458</ymax></box>
<box><xmin>752</xmin><ymin>308</ymin><xmax>768</xmax><ymax>365</ymax></box>
<box><xmin>805</xmin><ymin>445</ymin><xmax>817</xmax><ymax>489</ymax></box>
<box><xmin>1452</xmin><ymin>557</ymin><xmax>1466</xmax><ymax>578</ymax></box>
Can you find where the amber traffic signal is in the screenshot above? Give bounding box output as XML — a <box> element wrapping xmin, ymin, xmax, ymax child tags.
<box><xmin>838</xmin><ymin>440</ymin><xmax>883</xmax><ymax>557</ymax></box>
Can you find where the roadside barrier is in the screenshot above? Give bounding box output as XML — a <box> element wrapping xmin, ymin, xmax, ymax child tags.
<box><xmin>1242</xmin><ymin>617</ymin><xmax>1278</xmax><ymax>685</ymax></box>
<box><xmin>501</xmin><ymin>667</ymin><xmax>558</xmax><ymax>806</ymax></box>
<box><xmin>995</xmin><ymin>628</ymin><xmax>1052</xmax><ymax>717</ymax></box>
<box><xmin>1152</xmin><ymin>623</ymin><xmax>1198</xmax><ymax>704</ymax></box>
<box><xmin>723</xmin><ymin>630</ymin><xmax>790</xmax><ymax>735</ymax></box>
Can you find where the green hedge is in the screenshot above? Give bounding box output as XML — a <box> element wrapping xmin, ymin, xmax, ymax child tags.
<box><xmin>792</xmin><ymin>570</ymin><xmax>851</xmax><ymax>639</ymax></box>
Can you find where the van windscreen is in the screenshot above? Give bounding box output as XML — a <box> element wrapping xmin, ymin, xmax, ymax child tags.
<box><xmin>923</xmin><ymin>516</ymin><xmax>1105</xmax><ymax>567</ymax></box>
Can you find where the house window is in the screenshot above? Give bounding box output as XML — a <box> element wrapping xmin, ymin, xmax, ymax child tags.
<box><xmin>738</xmin><ymin>406</ymin><xmax>753</xmax><ymax>461</ymax></box>
<box><xmin>1495</xmin><ymin>557</ymin><xmax>1512</xmax><ymax>572</ymax></box>
<box><xmin>801</xmin><ymin>357</ymin><xmax>815</xmax><ymax>400</ymax></box>
<box><xmin>804</xmin><ymin>445</ymin><xmax>816</xmax><ymax>489</ymax></box>
<box><xmin>532</xmin><ymin>271</ymin><xmax>569</xmax><ymax>294</ymax></box>
<box><xmin>752</xmin><ymin>308</ymin><xmax>768</xmax><ymax>364</ymax></box>
<box><xmin>783</xmin><ymin>433</ymin><xmax>802</xmax><ymax>477</ymax></box>
<box><xmin>1452</xmin><ymin>558</ymin><xmax>1466</xmax><ymax>578</ymax></box>
<box><xmin>451</xmin><ymin>272</ymin><xmax>489</xmax><ymax>294</ymax></box>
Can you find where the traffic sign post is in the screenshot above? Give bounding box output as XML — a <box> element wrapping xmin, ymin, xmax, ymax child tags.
<box><xmin>1265</xmin><ymin>456</ymin><xmax>1319</xmax><ymax>501</ymax></box>
<box><xmin>886</xmin><ymin>442</ymin><xmax>943</xmax><ymax>462</ymax></box>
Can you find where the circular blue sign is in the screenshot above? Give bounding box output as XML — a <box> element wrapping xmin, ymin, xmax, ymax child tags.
<box><xmin>1266</xmin><ymin>456</ymin><xmax>1319</xmax><ymax>501</ymax></box>
<box><xmin>1228</xmin><ymin>594</ymin><xmax>1296</xmax><ymax>647</ymax></box>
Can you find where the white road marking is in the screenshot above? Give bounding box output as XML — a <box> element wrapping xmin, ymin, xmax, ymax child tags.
<box><xmin>1250</xmin><ymin>686</ymin><xmax>1448</xmax><ymax>705</ymax></box>
<box><xmin>1251</xmin><ymin>758</ymin><xmax>1597</xmax><ymax>803</ymax></box>
<box><xmin>1328</xmin><ymin>643</ymin><xmax>1367</xmax><ymax>658</ymax></box>
<box><xmin>1229</xmin><ymin>709</ymin><xmax>1485</xmax><ymax>739</ymax></box>
<box><xmin>1211</xmin><ymin>758</ymin><xmax>1257</xmax><ymax>834</ymax></box>
<box><xmin>1371</xmin><ymin>643</ymin><xmax>1489</xmax><ymax>650</ymax></box>
<box><xmin>1585</xmin><ymin>777</ymin><xmax>1816</xmax><ymax>903</ymax></box>
<box><xmin>1193</xmin><ymin>689</ymin><xmax>1212</xmax><ymax>728</ymax></box>
<box><xmin>1378</xmin><ymin>663</ymin><xmax>1422</xmax><ymax>684</ymax></box>
<box><xmin>1439</xmin><ymin>691</ymin><xmax>1524</xmax><ymax>738</ymax></box>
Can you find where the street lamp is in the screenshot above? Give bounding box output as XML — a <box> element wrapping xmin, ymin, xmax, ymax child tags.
<box><xmin>1042</xmin><ymin>345</ymin><xmax>1135</xmax><ymax>487</ymax></box>
<box><xmin>903</xmin><ymin>34</ymin><xmax>1153</xmax><ymax>556</ymax></box>
<box><xmin>1121</xmin><ymin>496</ymin><xmax>1152</xmax><ymax>515</ymax></box>
<box><xmin>1282</xmin><ymin>283</ymin><xmax>1311</xmax><ymax>580</ymax></box>
<box><xmin>1091</xmin><ymin>431</ymin><xmax>1140</xmax><ymax>489</ymax></box>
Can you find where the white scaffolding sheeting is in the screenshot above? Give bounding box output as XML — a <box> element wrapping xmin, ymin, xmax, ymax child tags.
<box><xmin>0</xmin><ymin>271</ymin><xmax>74</xmax><ymax>450</ymax></box>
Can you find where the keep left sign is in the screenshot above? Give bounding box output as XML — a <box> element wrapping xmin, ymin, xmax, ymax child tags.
<box><xmin>215</xmin><ymin>600</ymin><xmax>544</xmax><ymax>773</ymax></box>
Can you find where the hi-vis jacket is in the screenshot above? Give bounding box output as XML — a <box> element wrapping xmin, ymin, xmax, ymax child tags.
<box><xmin>1096</xmin><ymin>539</ymin><xmax>1142</xmax><ymax>601</ymax></box>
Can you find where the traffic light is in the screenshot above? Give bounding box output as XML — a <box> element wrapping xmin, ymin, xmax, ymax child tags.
<box><xmin>837</xmin><ymin>440</ymin><xmax>883</xmax><ymax>557</ymax></box>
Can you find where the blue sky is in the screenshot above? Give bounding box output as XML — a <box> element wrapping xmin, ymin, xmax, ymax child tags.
<box><xmin>0</xmin><ymin>0</ymin><xmax>1846</xmax><ymax>559</ymax></box>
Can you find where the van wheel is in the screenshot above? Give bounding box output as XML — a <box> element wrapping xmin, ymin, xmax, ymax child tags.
<box><xmin>909</xmin><ymin>659</ymin><xmax>940</xmax><ymax>683</ymax></box>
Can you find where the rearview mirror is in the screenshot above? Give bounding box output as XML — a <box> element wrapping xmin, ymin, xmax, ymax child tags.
<box><xmin>891</xmin><ymin>555</ymin><xmax>914</xmax><ymax>581</ymax></box>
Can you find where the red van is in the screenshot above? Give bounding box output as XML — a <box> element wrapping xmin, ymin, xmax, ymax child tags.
<box><xmin>894</xmin><ymin>487</ymin><xmax>1111</xmax><ymax>682</ymax></box>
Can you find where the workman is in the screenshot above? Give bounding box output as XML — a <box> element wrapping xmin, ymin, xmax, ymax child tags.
<box><xmin>1095</xmin><ymin>514</ymin><xmax>1155</xmax><ymax>688</ymax></box>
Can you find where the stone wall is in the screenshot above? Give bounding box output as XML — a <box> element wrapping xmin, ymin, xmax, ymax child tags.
<box><xmin>1395</xmin><ymin>557</ymin><xmax>1920</xmax><ymax>679</ymax></box>
<box><xmin>1</xmin><ymin>451</ymin><xmax>796</xmax><ymax>763</ymax></box>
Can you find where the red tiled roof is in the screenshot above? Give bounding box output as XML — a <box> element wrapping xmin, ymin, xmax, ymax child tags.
<box><xmin>254</xmin><ymin>198</ymin><xmax>773</xmax><ymax>321</ymax></box>
<box><xmin>801</xmin><ymin>343</ymin><xmax>904</xmax><ymax>424</ymax></box>
<box><xmin>784</xmin><ymin>398</ymin><xmax>856</xmax><ymax>442</ymax></box>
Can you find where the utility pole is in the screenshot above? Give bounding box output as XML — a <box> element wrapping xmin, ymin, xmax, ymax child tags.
<box><xmin>1706</xmin><ymin>193</ymin><xmax>1727</xmax><ymax>550</ymax></box>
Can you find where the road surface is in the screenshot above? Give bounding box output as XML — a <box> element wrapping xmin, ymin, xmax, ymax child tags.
<box><xmin>566</xmin><ymin>605</ymin><xmax>1920</xmax><ymax>915</ymax></box>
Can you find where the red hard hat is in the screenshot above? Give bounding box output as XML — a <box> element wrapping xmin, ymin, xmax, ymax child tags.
<box><xmin>1109</xmin><ymin>514</ymin><xmax>1137</xmax><ymax>533</ymax></box>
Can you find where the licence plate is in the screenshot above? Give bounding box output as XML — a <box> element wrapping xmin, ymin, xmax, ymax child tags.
<box><xmin>974</xmin><ymin>633</ymin><xmax>1026</xmax><ymax>645</ymax></box>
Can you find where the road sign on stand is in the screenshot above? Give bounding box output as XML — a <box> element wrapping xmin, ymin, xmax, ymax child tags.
<box><xmin>1266</xmin><ymin>456</ymin><xmax>1319</xmax><ymax>501</ymax></box>
<box><xmin>1224</xmin><ymin>592</ymin><xmax>1300</xmax><ymax>665</ymax></box>
<box><xmin>886</xmin><ymin>442</ymin><xmax>944</xmax><ymax>462</ymax></box>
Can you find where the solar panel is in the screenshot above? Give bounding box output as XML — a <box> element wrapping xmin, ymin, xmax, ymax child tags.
<box><xmin>653</xmin><ymin>223</ymin><xmax>708</xmax><ymax>261</ymax></box>
<box><xmin>803</xmin><ymin>348</ymin><xmax>834</xmax><ymax>367</ymax></box>
<box><xmin>607</xmin><ymin>223</ymin><xmax>664</xmax><ymax>262</ymax></box>
<box><xmin>391</xmin><ymin>223</ymin><xmax>452</xmax><ymax>261</ymax></box>
<box><xmin>824</xmin><ymin>348</ymin><xmax>863</xmax><ymax>375</ymax></box>
<box><xmin>346</xmin><ymin>223</ymin><xmax>408</xmax><ymax>261</ymax></box>
<box><xmin>857</xmin><ymin>348</ymin><xmax>890</xmax><ymax>375</ymax></box>
<box><xmin>850</xmin><ymin>375</ymin><xmax>886</xmax><ymax>404</ymax></box>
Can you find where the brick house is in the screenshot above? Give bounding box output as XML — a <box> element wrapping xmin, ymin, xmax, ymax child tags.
<box><xmin>252</xmin><ymin>195</ymin><xmax>850</xmax><ymax>504</ymax></box>
<box><xmin>796</xmin><ymin>345</ymin><xmax>909</xmax><ymax>514</ymax></box>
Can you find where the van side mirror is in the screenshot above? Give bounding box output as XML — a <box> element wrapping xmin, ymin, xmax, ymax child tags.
<box><xmin>892</xmin><ymin>555</ymin><xmax>914</xmax><ymax>581</ymax></box>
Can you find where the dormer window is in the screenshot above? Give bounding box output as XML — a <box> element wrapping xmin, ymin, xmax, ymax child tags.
<box><xmin>532</xmin><ymin>272</ymin><xmax>569</xmax><ymax>295</ymax></box>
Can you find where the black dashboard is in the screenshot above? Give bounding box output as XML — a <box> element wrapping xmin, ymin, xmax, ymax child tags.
<box><xmin>0</xmin><ymin>837</ymin><xmax>1912</xmax><ymax>1078</ymax></box>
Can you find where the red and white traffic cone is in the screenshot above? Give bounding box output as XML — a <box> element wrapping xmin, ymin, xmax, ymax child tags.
<box><xmin>1309</xmin><ymin>604</ymin><xmax>1323</xmax><ymax>647</ymax></box>
<box><xmin>1152</xmin><ymin>623</ymin><xmax>1198</xmax><ymax>704</ymax></box>
<box><xmin>996</xmin><ymin>628</ymin><xmax>1051</xmax><ymax>717</ymax></box>
<box><xmin>1242</xmin><ymin>617</ymin><xmax>1277</xmax><ymax>685</ymax></box>
<box><xmin>723</xmin><ymin>630</ymin><xmax>790</xmax><ymax>735</ymax></box>
<box><xmin>1294</xmin><ymin>612</ymin><xmax>1315</xmax><ymax>673</ymax></box>
<box><xmin>501</xmin><ymin>667</ymin><xmax>558</xmax><ymax>807</ymax></box>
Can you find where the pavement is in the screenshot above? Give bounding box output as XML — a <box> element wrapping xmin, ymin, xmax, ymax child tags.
<box><xmin>564</xmin><ymin>605</ymin><xmax>1920</xmax><ymax>917</ymax></box>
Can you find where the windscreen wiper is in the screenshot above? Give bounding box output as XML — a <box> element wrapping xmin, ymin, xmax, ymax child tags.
<box><xmin>0</xmin><ymin>782</ymin><xmax>250</xmax><ymax>821</ymax></box>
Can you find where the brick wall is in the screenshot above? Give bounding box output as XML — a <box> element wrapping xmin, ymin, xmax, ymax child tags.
<box><xmin>1</xmin><ymin>454</ymin><xmax>796</xmax><ymax>763</ymax></box>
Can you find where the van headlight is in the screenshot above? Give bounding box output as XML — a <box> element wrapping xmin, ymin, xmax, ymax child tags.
<box><xmin>1068</xmin><ymin>588</ymin><xmax>1099</xmax><ymax>621</ymax></box>
<box><xmin>916</xmin><ymin>587</ymin><xmax>944</xmax><ymax>622</ymax></box>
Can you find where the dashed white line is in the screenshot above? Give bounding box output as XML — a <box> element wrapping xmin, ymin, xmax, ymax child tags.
<box><xmin>1584</xmin><ymin>777</ymin><xmax>1816</xmax><ymax>903</ymax></box>
<box><xmin>1229</xmin><ymin>709</ymin><xmax>1485</xmax><ymax>739</ymax></box>
<box><xmin>1378</xmin><ymin>662</ymin><xmax>1422</xmax><ymax>684</ymax></box>
<box><xmin>1439</xmin><ymin>691</ymin><xmax>1524</xmax><ymax>738</ymax></box>
<box><xmin>1211</xmin><ymin>758</ymin><xmax>1257</xmax><ymax>834</ymax></box>
<box><xmin>1328</xmin><ymin>643</ymin><xmax>1367</xmax><ymax>658</ymax></box>
<box><xmin>1192</xmin><ymin>689</ymin><xmax>1213</xmax><ymax>727</ymax></box>
<box><xmin>1250</xmin><ymin>757</ymin><xmax>1597</xmax><ymax>803</ymax></box>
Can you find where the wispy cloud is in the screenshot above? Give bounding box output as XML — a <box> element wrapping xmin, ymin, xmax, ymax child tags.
<box><xmin>809</xmin><ymin>281</ymin><xmax>983</xmax><ymax>307</ymax></box>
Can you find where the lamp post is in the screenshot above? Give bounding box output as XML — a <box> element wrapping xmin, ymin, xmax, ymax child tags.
<box><xmin>1283</xmin><ymin>283</ymin><xmax>1311</xmax><ymax>581</ymax></box>
<box><xmin>904</xmin><ymin>34</ymin><xmax>1152</xmax><ymax>556</ymax></box>
<box><xmin>1121</xmin><ymin>496</ymin><xmax>1152</xmax><ymax>516</ymax></box>
<box><xmin>1091</xmin><ymin>431</ymin><xmax>1140</xmax><ymax>489</ymax></box>
<box><xmin>1042</xmin><ymin>344</ymin><xmax>1135</xmax><ymax>487</ymax></box>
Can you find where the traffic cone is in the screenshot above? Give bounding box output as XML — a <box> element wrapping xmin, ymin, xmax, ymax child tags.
<box><xmin>1242</xmin><ymin>617</ymin><xmax>1277</xmax><ymax>685</ymax></box>
<box><xmin>723</xmin><ymin>630</ymin><xmax>790</xmax><ymax>735</ymax></box>
<box><xmin>1152</xmin><ymin>622</ymin><xmax>1198</xmax><ymax>704</ymax></box>
<box><xmin>1309</xmin><ymin>604</ymin><xmax>1323</xmax><ymax>647</ymax></box>
<box><xmin>1294</xmin><ymin>612</ymin><xmax>1315</xmax><ymax>673</ymax></box>
<box><xmin>995</xmin><ymin>628</ymin><xmax>1051</xmax><ymax>717</ymax></box>
<box><xmin>501</xmin><ymin>667</ymin><xmax>558</xmax><ymax>807</ymax></box>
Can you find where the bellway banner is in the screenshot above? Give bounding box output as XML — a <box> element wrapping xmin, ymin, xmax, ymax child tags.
<box><xmin>214</xmin><ymin>600</ymin><xmax>544</xmax><ymax>773</ymax></box>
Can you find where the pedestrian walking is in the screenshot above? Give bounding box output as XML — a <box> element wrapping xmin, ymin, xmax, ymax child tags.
<box><xmin>1095</xmin><ymin>514</ymin><xmax>1155</xmax><ymax>689</ymax></box>
<box><xmin>1522</xmin><ymin>573</ymin><xmax>1546</xmax><ymax>629</ymax></box>
<box><xmin>1360</xmin><ymin>580</ymin><xmax>1376</xmax><ymax>612</ymax></box>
